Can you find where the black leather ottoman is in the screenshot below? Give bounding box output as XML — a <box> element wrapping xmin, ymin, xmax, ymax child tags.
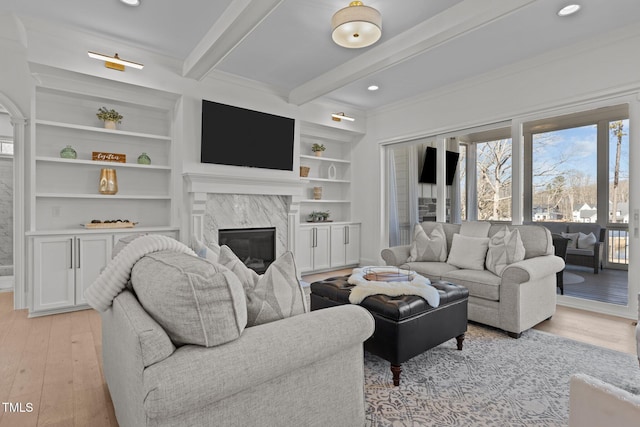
<box><xmin>311</xmin><ymin>276</ymin><xmax>469</xmax><ymax>386</ymax></box>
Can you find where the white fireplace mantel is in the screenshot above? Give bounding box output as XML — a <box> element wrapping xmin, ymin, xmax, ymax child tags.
<box><xmin>183</xmin><ymin>172</ymin><xmax>305</xmax><ymax>198</ymax></box>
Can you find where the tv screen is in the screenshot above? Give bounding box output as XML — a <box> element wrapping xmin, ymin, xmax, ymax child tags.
<box><xmin>201</xmin><ymin>99</ymin><xmax>295</xmax><ymax>171</ymax></box>
<box><xmin>418</xmin><ymin>147</ymin><xmax>460</xmax><ymax>185</ymax></box>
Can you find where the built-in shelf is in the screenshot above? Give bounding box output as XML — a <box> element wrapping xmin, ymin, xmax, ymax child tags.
<box><xmin>299</xmin><ymin>154</ymin><xmax>350</xmax><ymax>164</ymax></box>
<box><xmin>26</xmin><ymin>226</ymin><xmax>180</xmax><ymax>237</ymax></box>
<box><xmin>35</xmin><ymin>193</ymin><xmax>171</xmax><ymax>200</ymax></box>
<box><xmin>303</xmin><ymin>177</ymin><xmax>350</xmax><ymax>183</ymax></box>
<box><xmin>301</xmin><ymin>199</ymin><xmax>351</xmax><ymax>203</ymax></box>
<box><xmin>36</xmin><ymin>119</ymin><xmax>171</xmax><ymax>140</ymax></box>
<box><xmin>36</xmin><ymin>156</ymin><xmax>171</xmax><ymax>170</ymax></box>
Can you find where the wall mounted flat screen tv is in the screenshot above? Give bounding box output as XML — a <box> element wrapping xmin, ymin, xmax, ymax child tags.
<box><xmin>419</xmin><ymin>146</ymin><xmax>460</xmax><ymax>185</ymax></box>
<box><xmin>201</xmin><ymin>99</ymin><xmax>295</xmax><ymax>171</ymax></box>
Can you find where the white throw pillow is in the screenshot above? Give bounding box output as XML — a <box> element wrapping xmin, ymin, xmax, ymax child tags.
<box><xmin>192</xmin><ymin>234</ymin><xmax>220</xmax><ymax>264</ymax></box>
<box><xmin>577</xmin><ymin>232</ymin><xmax>597</xmax><ymax>250</ymax></box>
<box><xmin>485</xmin><ymin>227</ymin><xmax>526</xmax><ymax>276</ymax></box>
<box><xmin>219</xmin><ymin>246</ymin><xmax>307</xmax><ymax>327</ymax></box>
<box><xmin>561</xmin><ymin>232</ymin><xmax>580</xmax><ymax>249</ymax></box>
<box><xmin>407</xmin><ymin>223</ymin><xmax>447</xmax><ymax>262</ymax></box>
<box><xmin>447</xmin><ymin>234</ymin><xmax>490</xmax><ymax>271</ymax></box>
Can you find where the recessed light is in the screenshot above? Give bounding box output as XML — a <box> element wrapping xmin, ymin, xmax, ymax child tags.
<box><xmin>558</xmin><ymin>4</ymin><xmax>580</xmax><ymax>16</ymax></box>
<box><xmin>120</xmin><ymin>0</ymin><xmax>140</xmax><ymax>6</ymax></box>
<box><xmin>368</xmin><ymin>85</ymin><xmax>379</xmax><ymax>91</ymax></box>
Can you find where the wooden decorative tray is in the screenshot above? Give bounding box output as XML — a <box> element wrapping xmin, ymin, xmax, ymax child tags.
<box><xmin>82</xmin><ymin>222</ymin><xmax>136</xmax><ymax>229</ymax></box>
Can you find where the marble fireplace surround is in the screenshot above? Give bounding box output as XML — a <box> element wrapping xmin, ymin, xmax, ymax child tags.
<box><xmin>184</xmin><ymin>173</ymin><xmax>304</xmax><ymax>257</ymax></box>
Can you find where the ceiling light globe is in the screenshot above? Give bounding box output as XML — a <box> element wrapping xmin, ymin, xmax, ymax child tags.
<box><xmin>332</xmin><ymin>2</ymin><xmax>382</xmax><ymax>48</ymax></box>
<box><xmin>368</xmin><ymin>85</ymin><xmax>379</xmax><ymax>91</ymax></box>
<box><xmin>120</xmin><ymin>0</ymin><xmax>140</xmax><ymax>6</ymax></box>
<box><xmin>557</xmin><ymin>4</ymin><xmax>580</xmax><ymax>16</ymax></box>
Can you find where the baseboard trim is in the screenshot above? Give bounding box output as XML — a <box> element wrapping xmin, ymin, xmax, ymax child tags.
<box><xmin>0</xmin><ymin>275</ymin><xmax>13</xmax><ymax>291</ymax></box>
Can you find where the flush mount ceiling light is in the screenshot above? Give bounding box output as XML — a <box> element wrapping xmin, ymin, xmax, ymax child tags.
<box><xmin>120</xmin><ymin>0</ymin><xmax>140</xmax><ymax>6</ymax></box>
<box><xmin>331</xmin><ymin>112</ymin><xmax>355</xmax><ymax>122</ymax></box>
<box><xmin>332</xmin><ymin>1</ymin><xmax>382</xmax><ymax>49</ymax></box>
<box><xmin>87</xmin><ymin>51</ymin><xmax>144</xmax><ymax>71</ymax></box>
<box><xmin>557</xmin><ymin>4</ymin><xmax>581</xmax><ymax>16</ymax></box>
<box><xmin>367</xmin><ymin>85</ymin><xmax>379</xmax><ymax>91</ymax></box>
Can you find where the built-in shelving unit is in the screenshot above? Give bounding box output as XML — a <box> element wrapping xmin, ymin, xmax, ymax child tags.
<box><xmin>27</xmin><ymin>65</ymin><xmax>180</xmax><ymax>316</ymax></box>
<box><xmin>299</xmin><ymin>122</ymin><xmax>361</xmax><ymax>223</ymax></box>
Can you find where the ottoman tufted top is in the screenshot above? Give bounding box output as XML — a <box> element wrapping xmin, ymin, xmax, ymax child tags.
<box><xmin>310</xmin><ymin>276</ymin><xmax>468</xmax><ymax>322</ymax></box>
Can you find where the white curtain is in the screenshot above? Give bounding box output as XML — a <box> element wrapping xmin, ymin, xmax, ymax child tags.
<box><xmin>407</xmin><ymin>146</ymin><xmax>420</xmax><ymax>227</ymax></box>
<box><xmin>387</xmin><ymin>148</ymin><xmax>400</xmax><ymax>247</ymax></box>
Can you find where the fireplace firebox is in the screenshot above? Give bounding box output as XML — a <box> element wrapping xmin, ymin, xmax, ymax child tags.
<box><xmin>218</xmin><ymin>227</ymin><xmax>276</xmax><ymax>274</ymax></box>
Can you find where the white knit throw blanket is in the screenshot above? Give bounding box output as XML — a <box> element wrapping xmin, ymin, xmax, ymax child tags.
<box><xmin>85</xmin><ymin>234</ymin><xmax>196</xmax><ymax>312</ymax></box>
<box><xmin>347</xmin><ymin>266</ymin><xmax>440</xmax><ymax>308</ymax></box>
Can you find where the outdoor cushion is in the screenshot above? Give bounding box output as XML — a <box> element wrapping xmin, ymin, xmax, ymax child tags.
<box><xmin>131</xmin><ymin>251</ymin><xmax>247</xmax><ymax>347</ymax></box>
<box><xmin>567</xmin><ymin>248</ymin><xmax>595</xmax><ymax>256</ymax></box>
<box><xmin>578</xmin><ymin>232</ymin><xmax>597</xmax><ymax>250</ymax></box>
<box><xmin>562</xmin><ymin>232</ymin><xmax>580</xmax><ymax>249</ymax></box>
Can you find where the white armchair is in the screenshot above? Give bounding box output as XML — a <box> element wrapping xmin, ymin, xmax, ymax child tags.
<box><xmin>569</xmin><ymin>373</ymin><xmax>640</xmax><ymax>427</ymax></box>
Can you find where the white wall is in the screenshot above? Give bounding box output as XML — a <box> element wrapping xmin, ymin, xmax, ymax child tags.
<box><xmin>355</xmin><ymin>23</ymin><xmax>640</xmax><ymax>316</ymax></box>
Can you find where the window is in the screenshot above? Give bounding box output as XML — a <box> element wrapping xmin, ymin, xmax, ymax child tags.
<box><xmin>476</xmin><ymin>139</ymin><xmax>512</xmax><ymax>221</ymax></box>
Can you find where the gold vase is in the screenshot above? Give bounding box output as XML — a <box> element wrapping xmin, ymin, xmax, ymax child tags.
<box><xmin>99</xmin><ymin>168</ymin><xmax>118</xmax><ymax>195</ymax></box>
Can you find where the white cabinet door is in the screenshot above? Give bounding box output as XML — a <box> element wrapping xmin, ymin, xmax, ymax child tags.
<box><xmin>313</xmin><ymin>225</ymin><xmax>331</xmax><ymax>271</ymax></box>
<box><xmin>297</xmin><ymin>227</ymin><xmax>314</xmax><ymax>273</ymax></box>
<box><xmin>33</xmin><ymin>236</ymin><xmax>75</xmax><ymax>312</ymax></box>
<box><xmin>345</xmin><ymin>224</ymin><xmax>360</xmax><ymax>266</ymax></box>
<box><xmin>330</xmin><ymin>225</ymin><xmax>347</xmax><ymax>267</ymax></box>
<box><xmin>75</xmin><ymin>235</ymin><xmax>112</xmax><ymax>305</ymax></box>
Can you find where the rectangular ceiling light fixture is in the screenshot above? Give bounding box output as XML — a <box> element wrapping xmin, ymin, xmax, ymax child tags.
<box><xmin>331</xmin><ymin>112</ymin><xmax>355</xmax><ymax>122</ymax></box>
<box><xmin>88</xmin><ymin>51</ymin><xmax>144</xmax><ymax>71</ymax></box>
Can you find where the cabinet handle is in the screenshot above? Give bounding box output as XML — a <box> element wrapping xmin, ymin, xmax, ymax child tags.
<box><xmin>77</xmin><ymin>238</ymin><xmax>81</xmax><ymax>269</ymax></box>
<box><xmin>69</xmin><ymin>238</ymin><xmax>73</xmax><ymax>269</ymax></box>
<box><xmin>346</xmin><ymin>226</ymin><xmax>349</xmax><ymax>245</ymax></box>
<box><xmin>313</xmin><ymin>228</ymin><xmax>317</xmax><ymax>248</ymax></box>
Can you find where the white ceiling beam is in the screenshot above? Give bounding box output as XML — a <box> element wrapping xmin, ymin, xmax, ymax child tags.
<box><xmin>288</xmin><ymin>0</ymin><xmax>536</xmax><ymax>105</ymax></box>
<box><xmin>183</xmin><ymin>0</ymin><xmax>284</xmax><ymax>80</ymax></box>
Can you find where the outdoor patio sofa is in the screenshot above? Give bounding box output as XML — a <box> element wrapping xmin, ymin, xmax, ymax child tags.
<box><xmin>530</xmin><ymin>222</ymin><xmax>606</xmax><ymax>274</ymax></box>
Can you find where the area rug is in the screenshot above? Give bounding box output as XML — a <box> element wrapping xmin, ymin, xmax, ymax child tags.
<box><xmin>562</xmin><ymin>271</ymin><xmax>585</xmax><ymax>285</ymax></box>
<box><xmin>364</xmin><ymin>323</ymin><xmax>640</xmax><ymax>426</ymax></box>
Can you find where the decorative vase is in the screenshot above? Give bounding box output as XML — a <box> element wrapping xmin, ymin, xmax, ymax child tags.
<box><xmin>314</xmin><ymin>151</ymin><xmax>323</xmax><ymax>157</ymax></box>
<box><xmin>104</xmin><ymin>120</ymin><xmax>117</xmax><ymax>130</ymax></box>
<box><xmin>137</xmin><ymin>152</ymin><xmax>151</xmax><ymax>165</ymax></box>
<box><xmin>300</xmin><ymin>166</ymin><xmax>310</xmax><ymax>177</ymax></box>
<box><xmin>313</xmin><ymin>186</ymin><xmax>322</xmax><ymax>200</ymax></box>
<box><xmin>60</xmin><ymin>145</ymin><xmax>77</xmax><ymax>159</ymax></box>
<box><xmin>99</xmin><ymin>168</ymin><xmax>118</xmax><ymax>195</ymax></box>
<box><xmin>327</xmin><ymin>163</ymin><xmax>337</xmax><ymax>180</ymax></box>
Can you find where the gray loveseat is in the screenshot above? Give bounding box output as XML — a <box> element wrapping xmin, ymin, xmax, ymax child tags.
<box><xmin>531</xmin><ymin>222</ymin><xmax>605</xmax><ymax>274</ymax></box>
<box><xmin>98</xmin><ymin>243</ymin><xmax>375</xmax><ymax>427</ymax></box>
<box><xmin>382</xmin><ymin>222</ymin><xmax>564</xmax><ymax>338</ymax></box>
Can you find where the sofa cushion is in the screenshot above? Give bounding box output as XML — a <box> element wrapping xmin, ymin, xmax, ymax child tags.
<box><xmin>219</xmin><ymin>246</ymin><xmax>307</xmax><ymax>327</ymax></box>
<box><xmin>578</xmin><ymin>232</ymin><xmax>597</xmax><ymax>250</ymax></box>
<box><xmin>460</xmin><ymin>221</ymin><xmax>491</xmax><ymax>237</ymax></box>
<box><xmin>441</xmin><ymin>269</ymin><xmax>501</xmax><ymax>301</ymax></box>
<box><xmin>447</xmin><ymin>234</ymin><xmax>490</xmax><ymax>271</ymax></box>
<box><xmin>408</xmin><ymin>223</ymin><xmax>447</xmax><ymax>262</ymax></box>
<box><xmin>401</xmin><ymin>261</ymin><xmax>459</xmax><ymax>280</ymax></box>
<box><xmin>485</xmin><ymin>227</ymin><xmax>526</xmax><ymax>276</ymax></box>
<box><xmin>131</xmin><ymin>251</ymin><xmax>247</xmax><ymax>348</ymax></box>
<box><xmin>562</xmin><ymin>232</ymin><xmax>580</xmax><ymax>249</ymax></box>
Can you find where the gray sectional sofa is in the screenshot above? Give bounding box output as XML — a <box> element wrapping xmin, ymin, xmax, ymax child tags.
<box><xmin>382</xmin><ymin>222</ymin><xmax>564</xmax><ymax>338</ymax></box>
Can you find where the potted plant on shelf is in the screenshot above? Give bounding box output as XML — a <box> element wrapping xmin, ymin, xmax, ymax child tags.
<box><xmin>311</xmin><ymin>143</ymin><xmax>326</xmax><ymax>157</ymax></box>
<box><xmin>308</xmin><ymin>210</ymin><xmax>330</xmax><ymax>222</ymax></box>
<box><xmin>97</xmin><ymin>107</ymin><xmax>123</xmax><ymax>130</ymax></box>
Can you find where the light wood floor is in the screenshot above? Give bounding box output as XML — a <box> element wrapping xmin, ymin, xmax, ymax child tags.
<box><xmin>0</xmin><ymin>279</ymin><xmax>637</xmax><ymax>426</ymax></box>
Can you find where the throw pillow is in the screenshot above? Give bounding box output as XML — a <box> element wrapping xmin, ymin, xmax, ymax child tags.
<box><xmin>447</xmin><ymin>234</ymin><xmax>490</xmax><ymax>271</ymax></box>
<box><xmin>192</xmin><ymin>234</ymin><xmax>220</xmax><ymax>264</ymax></box>
<box><xmin>577</xmin><ymin>232</ymin><xmax>597</xmax><ymax>250</ymax></box>
<box><xmin>561</xmin><ymin>232</ymin><xmax>580</xmax><ymax>249</ymax></box>
<box><xmin>460</xmin><ymin>221</ymin><xmax>491</xmax><ymax>237</ymax></box>
<box><xmin>485</xmin><ymin>227</ymin><xmax>526</xmax><ymax>276</ymax></box>
<box><xmin>131</xmin><ymin>251</ymin><xmax>247</xmax><ymax>348</ymax></box>
<box><xmin>407</xmin><ymin>223</ymin><xmax>447</xmax><ymax>262</ymax></box>
<box><xmin>218</xmin><ymin>245</ymin><xmax>307</xmax><ymax>327</ymax></box>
